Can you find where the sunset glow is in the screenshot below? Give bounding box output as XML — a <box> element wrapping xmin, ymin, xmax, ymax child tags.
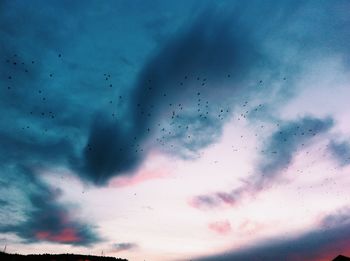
<box><xmin>1</xmin><ymin>1</ymin><xmax>350</xmax><ymax>261</ymax></box>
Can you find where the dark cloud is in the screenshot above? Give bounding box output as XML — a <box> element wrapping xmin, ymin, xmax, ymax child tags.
<box><xmin>0</xmin><ymin>166</ymin><xmax>100</xmax><ymax>246</ymax></box>
<box><xmin>0</xmin><ymin>129</ymin><xmax>75</xmax><ymax>167</ymax></box>
<box><xmin>256</xmin><ymin>117</ymin><xmax>333</xmax><ymax>185</ymax></box>
<box><xmin>0</xmin><ymin>0</ymin><xmax>154</xmax><ymax>186</ymax></box>
<box><xmin>1</xmin><ymin>0</ymin><xmax>348</xmax><ymax>186</ymax></box>
<box><xmin>191</xmin><ymin>116</ymin><xmax>334</xmax><ymax>209</ymax></box>
<box><xmin>196</xmin><ymin>208</ymin><xmax>350</xmax><ymax>261</ymax></box>
<box><xmin>80</xmin><ymin>4</ymin><xmax>268</xmax><ymax>182</ymax></box>
<box><xmin>80</xmin><ymin>115</ymin><xmax>144</xmax><ymax>184</ymax></box>
<box><xmin>67</xmin><ymin>0</ymin><xmax>350</xmax><ymax>183</ymax></box>
<box><xmin>0</xmin><ymin>0</ymin><xmax>94</xmax><ymax>173</ymax></box>
<box><xmin>329</xmin><ymin>140</ymin><xmax>350</xmax><ymax>167</ymax></box>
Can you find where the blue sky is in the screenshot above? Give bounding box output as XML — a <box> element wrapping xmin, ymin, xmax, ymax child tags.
<box><xmin>1</xmin><ymin>1</ymin><xmax>350</xmax><ymax>260</ymax></box>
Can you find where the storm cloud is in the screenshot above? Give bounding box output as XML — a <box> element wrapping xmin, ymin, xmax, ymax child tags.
<box><xmin>80</xmin><ymin>4</ymin><xmax>268</xmax><ymax>183</ymax></box>
<box><xmin>2</xmin><ymin>0</ymin><xmax>349</xmax><ymax>186</ymax></box>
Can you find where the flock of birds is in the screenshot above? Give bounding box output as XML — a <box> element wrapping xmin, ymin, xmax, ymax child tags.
<box><xmin>5</xmin><ymin>54</ymin><xmax>58</xmax><ymax>133</ymax></box>
<box><xmin>2</xmin><ymin>52</ymin><xmax>348</xmax><ymax>187</ymax></box>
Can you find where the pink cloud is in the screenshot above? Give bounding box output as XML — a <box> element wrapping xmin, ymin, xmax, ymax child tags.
<box><xmin>215</xmin><ymin>192</ymin><xmax>236</xmax><ymax>206</ymax></box>
<box><xmin>35</xmin><ymin>228</ymin><xmax>80</xmax><ymax>243</ymax></box>
<box><xmin>208</xmin><ymin>220</ymin><xmax>232</xmax><ymax>235</ymax></box>
<box><xmin>189</xmin><ymin>188</ymin><xmax>249</xmax><ymax>210</ymax></box>
<box><xmin>109</xmin><ymin>168</ymin><xmax>168</xmax><ymax>188</ymax></box>
<box><xmin>188</xmin><ymin>195</ymin><xmax>218</xmax><ymax>210</ymax></box>
<box><xmin>109</xmin><ymin>152</ymin><xmax>172</xmax><ymax>188</ymax></box>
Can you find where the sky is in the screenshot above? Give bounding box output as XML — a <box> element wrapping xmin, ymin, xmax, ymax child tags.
<box><xmin>1</xmin><ymin>0</ymin><xmax>350</xmax><ymax>260</ymax></box>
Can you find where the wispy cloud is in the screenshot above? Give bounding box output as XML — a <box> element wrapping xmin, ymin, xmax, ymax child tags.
<box><xmin>196</xmin><ymin>207</ymin><xmax>350</xmax><ymax>261</ymax></box>
<box><xmin>208</xmin><ymin>220</ymin><xmax>231</xmax><ymax>235</ymax></box>
<box><xmin>111</xmin><ymin>242</ymin><xmax>138</xmax><ymax>253</ymax></box>
<box><xmin>191</xmin><ymin>116</ymin><xmax>334</xmax><ymax>209</ymax></box>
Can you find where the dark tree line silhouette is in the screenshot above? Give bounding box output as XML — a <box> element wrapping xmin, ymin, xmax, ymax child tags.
<box><xmin>0</xmin><ymin>252</ymin><xmax>127</xmax><ymax>261</ymax></box>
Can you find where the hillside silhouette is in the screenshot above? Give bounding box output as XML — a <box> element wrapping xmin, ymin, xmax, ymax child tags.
<box><xmin>0</xmin><ymin>252</ymin><xmax>127</xmax><ymax>261</ymax></box>
<box><xmin>333</xmin><ymin>255</ymin><xmax>350</xmax><ymax>261</ymax></box>
<box><xmin>2</xmin><ymin>251</ymin><xmax>350</xmax><ymax>261</ymax></box>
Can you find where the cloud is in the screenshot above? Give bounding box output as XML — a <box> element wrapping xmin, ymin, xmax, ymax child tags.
<box><xmin>208</xmin><ymin>220</ymin><xmax>231</xmax><ymax>235</ymax></box>
<box><xmin>256</xmin><ymin>116</ymin><xmax>333</xmax><ymax>185</ymax></box>
<box><xmin>1</xmin><ymin>0</ymin><xmax>347</xmax><ymax>187</ymax></box>
<box><xmin>329</xmin><ymin>140</ymin><xmax>350</xmax><ymax>166</ymax></box>
<box><xmin>0</xmin><ymin>1</ymin><xmax>93</xmax><ymax>178</ymax></box>
<box><xmin>111</xmin><ymin>242</ymin><xmax>138</xmax><ymax>253</ymax></box>
<box><xmin>188</xmin><ymin>195</ymin><xmax>222</xmax><ymax>210</ymax></box>
<box><xmin>0</xmin><ymin>166</ymin><xmax>100</xmax><ymax>246</ymax></box>
<box><xmin>79</xmin><ymin>4</ymin><xmax>268</xmax><ymax>183</ymax></box>
<box><xmin>189</xmin><ymin>191</ymin><xmax>242</xmax><ymax>210</ymax></box>
<box><xmin>191</xmin><ymin>116</ymin><xmax>334</xmax><ymax>209</ymax></box>
<box><xmin>196</xmin><ymin>208</ymin><xmax>350</xmax><ymax>261</ymax></box>
<box><xmin>109</xmin><ymin>159</ymin><xmax>169</xmax><ymax>188</ymax></box>
<box><xmin>0</xmin><ymin>2</ymin><xmax>102</xmax><ymax>245</ymax></box>
<box><xmin>78</xmin><ymin>0</ymin><xmax>350</xmax><ymax>184</ymax></box>
<box><xmin>79</xmin><ymin>115</ymin><xmax>144</xmax><ymax>184</ymax></box>
<box><xmin>320</xmin><ymin>207</ymin><xmax>350</xmax><ymax>229</ymax></box>
<box><xmin>1</xmin><ymin>0</ymin><xmax>261</xmax><ymax>186</ymax></box>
